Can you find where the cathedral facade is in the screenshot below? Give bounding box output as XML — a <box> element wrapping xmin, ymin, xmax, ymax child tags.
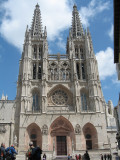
<box><xmin>0</xmin><ymin>4</ymin><xmax>117</xmax><ymax>160</ymax></box>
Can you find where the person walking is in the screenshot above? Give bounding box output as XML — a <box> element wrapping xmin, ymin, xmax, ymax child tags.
<box><xmin>104</xmin><ymin>154</ymin><xmax>107</xmax><ymax>160</ymax></box>
<box><xmin>32</xmin><ymin>146</ymin><xmax>42</xmax><ymax>160</ymax></box>
<box><xmin>79</xmin><ymin>154</ymin><xmax>82</xmax><ymax>160</ymax></box>
<box><xmin>6</xmin><ymin>145</ymin><xmax>17</xmax><ymax>160</ymax></box>
<box><xmin>26</xmin><ymin>142</ymin><xmax>34</xmax><ymax>160</ymax></box>
<box><xmin>101</xmin><ymin>154</ymin><xmax>103</xmax><ymax>160</ymax></box>
<box><xmin>84</xmin><ymin>150</ymin><xmax>90</xmax><ymax>160</ymax></box>
<box><xmin>75</xmin><ymin>154</ymin><xmax>79</xmax><ymax>160</ymax></box>
<box><xmin>43</xmin><ymin>153</ymin><xmax>46</xmax><ymax>160</ymax></box>
<box><xmin>0</xmin><ymin>143</ymin><xmax>6</xmax><ymax>160</ymax></box>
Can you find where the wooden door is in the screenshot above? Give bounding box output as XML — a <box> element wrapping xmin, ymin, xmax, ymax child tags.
<box><xmin>57</xmin><ymin>136</ymin><xmax>67</xmax><ymax>155</ymax></box>
<box><xmin>86</xmin><ymin>140</ymin><xmax>92</xmax><ymax>150</ymax></box>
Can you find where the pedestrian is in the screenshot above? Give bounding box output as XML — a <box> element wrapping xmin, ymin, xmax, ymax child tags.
<box><xmin>107</xmin><ymin>154</ymin><xmax>110</xmax><ymax>160</ymax></box>
<box><xmin>26</xmin><ymin>142</ymin><xmax>34</xmax><ymax>160</ymax></box>
<box><xmin>79</xmin><ymin>154</ymin><xmax>82</xmax><ymax>160</ymax></box>
<box><xmin>75</xmin><ymin>154</ymin><xmax>79</xmax><ymax>160</ymax></box>
<box><xmin>109</xmin><ymin>154</ymin><xmax>112</xmax><ymax>160</ymax></box>
<box><xmin>0</xmin><ymin>143</ymin><xmax>6</xmax><ymax>160</ymax></box>
<box><xmin>84</xmin><ymin>150</ymin><xmax>90</xmax><ymax>160</ymax></box>
<box><xmin>6</xmin><ymin>145</ymin><xmax>17</xmax><ymax>160</ymax></box>
<box><xmin>32</xmin><ymin>146</ymin><xmax>42</xmax><ymax>160</ymax></box>
<box><xmin>43</xmin><ymin>153</ymin><xmax>46</xmax><ymax>160</ymax></box>
<box><xmin>104</xmin><ymin>154</ymin><xmax>106</xmax><ymax>160</ymax></box>
<box><xmin>101</xmin><ymin>154</ymin><xmax>103</xmax><ymax>160</ymax></box>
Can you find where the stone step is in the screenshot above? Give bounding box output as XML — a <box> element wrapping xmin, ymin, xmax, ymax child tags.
<box><xmin>53</xmin><ymin>156</ymin><xmax>75</xmax><ymax>160</ymax></box>
<box><xmin>16</xmin><ymin>154</ymin><xmax>26</xmax><ymax>160</ymax></box>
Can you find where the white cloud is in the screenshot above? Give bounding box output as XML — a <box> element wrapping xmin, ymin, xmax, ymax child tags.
<box><xmin>96</xmin><ymin>47</ymin><xmax>116</xmax><ymax>80</ymax></box>
<box><xmin>108</xmin><ymin>24</ymin><xmax>113</xmax><ymax>40</ymax></box>
<box><xmin>0</xmin><ymin>0</ymin><xmax>110</xmax><ymax>52</ymax></box>
<box><xmin>0</xmin><ymin>0</ymin><xmax>72</xmax><ymax>51</ymax></box>
<box><xmin>79</xmin><ymin>0</ymin><xmax>110</xmax><ymax>27</ymax></box>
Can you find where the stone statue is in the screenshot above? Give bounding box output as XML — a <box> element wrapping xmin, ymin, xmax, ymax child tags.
<box><xmin>14</xmin><ymin>135</ymin><xmax>17</xmax><ymax>145</ymax></box>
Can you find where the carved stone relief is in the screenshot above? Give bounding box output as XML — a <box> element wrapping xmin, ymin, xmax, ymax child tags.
<box><xmin>42</xmin><ymin>124</ymin><xmax>48</xmax><ymax>135</ymax></box>
<box><xmin>75</xmin><ymin>124</ymin><xmax>81</xmax><ymax>134</ymax></box>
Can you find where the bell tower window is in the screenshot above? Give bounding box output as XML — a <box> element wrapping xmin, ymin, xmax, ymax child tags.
<box><xmin>76</xmin><ymin>63</ymin><xmax>80</xmax><ymax>79</ymax></box>
<box><xmin>81</xmin><ymin>63</ymin><xmax>85</xmax><ymax>79</ymax></box>
<box><xmin>33</xmin><ymin>45</ymin><xmax>37</xmax><ymax>59</ymax></box>
<box><xmin>38</xmin><ymin>64</ymin><xmax>42</xmax><ymax>79</ymax></box>
<box><xmin>33</xmin><ymin>63</ymin><xmax>36</xmax><ymax>79</ymax></box>
<box><xmin>81</xmin><ymin>93</ymin><xmax>87</xmax><ymax>111</ymax></box>
<box><xmin>39</xmin><ymin>46</ymin><xmax>42</xmax><ymax>59</ymax></box>
<box><xmin>75</xmin><ymin>47</ymin><xmax>79</xmax><ymax>58</ymax></box>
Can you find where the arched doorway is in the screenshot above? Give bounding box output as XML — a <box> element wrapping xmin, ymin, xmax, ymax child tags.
<box><xmin>83</xmin><ymin>123</ymin><xmax>98</xmax><ymax>150</ymax></box>
<box><xmin>49</xmin><ymin>116</ymin><xmax>75</xmax><ymax>156</ymax></box>
<box><xmin>25</xmin><ymin>123</ymin><xmax>42</xmax><ymax>150</ymax></box>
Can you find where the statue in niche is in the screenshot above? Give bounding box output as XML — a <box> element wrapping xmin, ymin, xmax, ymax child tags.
<box><xmin>42</xmin><ymin>124</ymin><xmax>48</xmax><ymax>135</ymax></box>
<box><xmin>75</xmin><ymin>124</ymin><xmax>81</xmax><ymax>134</ymax></box>
<box><xmin>14</xmin><ymin>135</ymin><xmax>17</xmax><ymax>145</ymax></box>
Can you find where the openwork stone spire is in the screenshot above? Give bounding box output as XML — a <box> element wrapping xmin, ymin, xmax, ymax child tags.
<box><xmin>72</xmin><ymin>4</ymin><xmax>83</xmax><ymax>38</ymax></box>
<box><xmin>31</xmin><ymin>4</ymin><xmax>43</xmax><ymax>37</ymax></box>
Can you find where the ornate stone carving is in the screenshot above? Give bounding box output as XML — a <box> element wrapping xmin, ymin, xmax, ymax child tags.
<box><xmin>0</xmin><ymin>125</ymin><xmax>6</xmax><ymax>134</ymax></box>
<box><xmin>75</xmin><ymin>124</ymin><xmax>81</xmax><ymax>134</ymax></box>
<box><xmin>42</xmin><ymin>124</ymin><xmax>48</xmax><ymax>135</ymax></box>
<box><xmin>52</xmin><ymin>89</ymin><xmax>68</xmax><ymax>105</ymax></box>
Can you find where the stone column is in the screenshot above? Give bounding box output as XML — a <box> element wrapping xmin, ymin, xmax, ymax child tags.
<box><xmin>18</xmin><ymin>127</ymin><xmax>26</xmax><ymax>154</ymax></box>
<box><xmin>42</xmin><ymin>125</ymin><xmax>48</xmax><ymax>151</ymax></box>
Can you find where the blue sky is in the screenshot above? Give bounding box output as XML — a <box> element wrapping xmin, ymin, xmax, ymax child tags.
<box><xmin>0</xmin><ymin>0</ymin><xmax>119</xmax><ymax>106</ymax></box>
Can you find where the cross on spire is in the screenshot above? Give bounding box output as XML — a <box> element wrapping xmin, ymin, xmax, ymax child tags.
<box><xmin>72</xmin><ymin>4</ymin><xmax>83</xmax><ymax>38</ymax></box>
<box><xmin>31</xmin><ymin>4</ymin><xmax>43</xmax><ymax>37</ymax></box>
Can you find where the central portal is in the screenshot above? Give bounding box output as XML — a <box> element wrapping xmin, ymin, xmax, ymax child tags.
<box><xmin>57</xmin><ymin>136</ymin><xmax>67</xmax><ymax>155</ymax></box>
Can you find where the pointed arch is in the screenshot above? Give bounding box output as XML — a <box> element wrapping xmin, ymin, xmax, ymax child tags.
<box><xmin>48</xmin><ymin>116</ymin><xmax>75</xmax><ymax>155</ymax></box>
<box><xmin>25</xmin><ymin>123</ymin><xmax>42</xmax><ymax>151</ymax></box>
<box><xmin>82</xmin><ymin>123</ymin><xmax>98</xmax><ymax>150</ymax></box>
<box><xmin>30</xmin><ymin>88</ymin><xmax>40</xmax><ymax>112</ymax></box>
<box><xmin>80</xmin><ymin>87</ymin><xmax>89</xmax><ymax>111</ymax></box>
<box><xmin>48</xmin><ymin>84</ymin><xmax>72</xmax><ymax>97</ymax></box>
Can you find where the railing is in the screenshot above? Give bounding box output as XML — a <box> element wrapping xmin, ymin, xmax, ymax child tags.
<box><xmin>48</xmin><ymin>54</ymin><xmax>69</xmax><ymax>60</ymax></box>
<box><xmin>48</xmin><ymin>73</ymin><xmax>71</xmax><ymax>81</ymax></box>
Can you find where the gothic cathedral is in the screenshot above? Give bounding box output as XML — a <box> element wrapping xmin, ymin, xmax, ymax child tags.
<box><xmin>0</xmin><ymin>4</ymin><xmax>117</xmax><ymax>160</ymax></box>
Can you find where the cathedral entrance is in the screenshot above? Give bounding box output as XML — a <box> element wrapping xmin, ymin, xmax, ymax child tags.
<box><xmin>57</xmin><ymin>136</ymin><xmax>67</xmax><ymax>155</ymax></box>
<box><xmin>25</xmin><ymin>123</ymin><xmax>42</xmax><ymax>151</ymax></box>
<box><xmin>49</xmin><ymin>116</ymin><xmax>75</xmax><ymax>156</ymax></box>
<box><xmin>83</xmin><ymin>123</ymin><xmax>98</xmax><ymax>150</ymax></box>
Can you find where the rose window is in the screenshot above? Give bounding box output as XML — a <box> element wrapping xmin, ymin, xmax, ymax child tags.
<box><xmin>52</xmin><ymin>89</ymin><xmax>68</xmax><ymax>105</ymax></box>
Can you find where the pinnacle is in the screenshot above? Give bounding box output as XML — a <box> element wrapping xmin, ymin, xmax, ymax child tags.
<box><xmin>73</xmin><ymin>3</ymin><xmax>77</xmax><ymax>8</ymax></box>
<box><xmin>31</xmin><ymin>4</ymin><xmax>43</xmax><ymax>37</ymax></box>
<box><xmin>71</xmin><ymin>4</ymin><xmax>83</xmax><ymax>38</ymax></box>
<box><xmin>36</xmin><ymin>3</ymin><xmax>39</xmax><ymax>8</ymax></box>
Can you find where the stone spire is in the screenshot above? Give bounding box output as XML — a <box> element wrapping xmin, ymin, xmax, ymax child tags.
<box><xmin>71</xmin><ymin>4</ymin><xmax>83</xmax><ymax>38</ymax></box>
<box><xmin>31</xmin><ymin>4</ymin><xmax>43</xmax><ymax>37</ymax></box>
